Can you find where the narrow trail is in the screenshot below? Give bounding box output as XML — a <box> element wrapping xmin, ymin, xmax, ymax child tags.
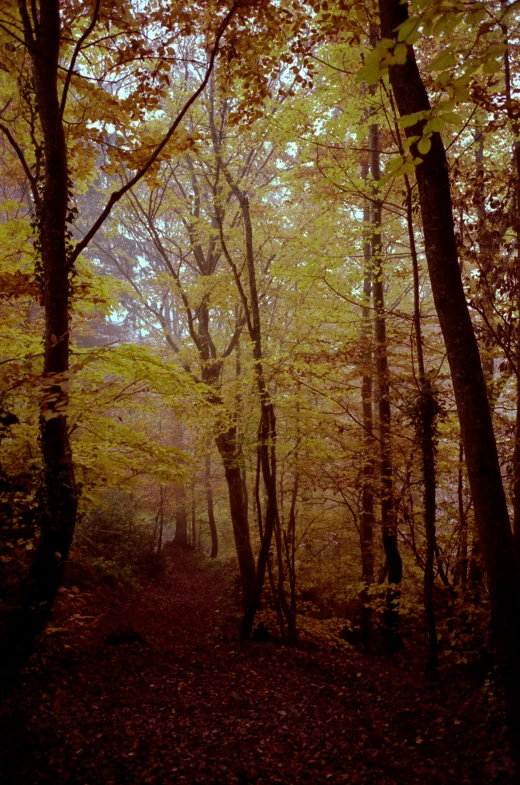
<box><xmin>0</xmin><ymin>548</ymin><xmax>515</xmax><ymax>784</ymax></box>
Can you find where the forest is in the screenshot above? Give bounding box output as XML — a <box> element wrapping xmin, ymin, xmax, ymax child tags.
<box><xmin>1</xmin><ymin>0</ymin><xmax>520</xmax><ymax>782</ymax></box>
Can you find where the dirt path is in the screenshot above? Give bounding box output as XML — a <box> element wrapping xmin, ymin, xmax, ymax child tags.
<box><xmin>0</xmin><ymin>547</ymin><xmax>515</xmax><ymax>784</ymax></box>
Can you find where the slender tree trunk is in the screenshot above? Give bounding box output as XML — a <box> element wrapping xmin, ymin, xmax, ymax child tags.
<box><xmin>456</xmin><ymin>440</ymin><xmax>468</xmax><ymax>587</ymax></box>
<box><xmin>191</xmin><ymin>482</ymin><xmax>196</xmax><ymax>549</ymax></box>
<box><xmin>158</xmin><ymin>486</ymin><xmax>164</xmax><ymax>554</ymax></box>
<box><xmin>471</xmin><ymin>131</ymin><xmax>493</xmax><ymax>594</ymax></box>
<box><xmin>468</xmin><ymin>527</ymin><xmax>484</xmax><ymax>605</ymax></box>
<box><xmin>370</xmin><ymin>119</ymin><xmax>402</xmax><ymax>652</ymax></box>
<box><xmin>406</xmin><ymin>173</ymin><xmax>438</xmax><ymax>674</ymax></box>
<box><xmin>284</xmin><ymin>471</ymin><xmax>299</xmax><ymax>646</ymax></box>
<box><xmin>151</xmin><ymin>507</ymin><xmax>160</xmax><ymax>555</ymax></box>
<box><xmin>235</xmin><ymin>337</ymin><xmax>250</xmax><ymax>525</ymax></box>
<box><xmin>173</xmin><ymin>421</ymin><xmax>188</xmax><ymax>547</ymax></box>
<box><xmin>222</xmin><ymin>192</ymin><xmax>294</xmax><ymax>642</ymax></box>
<box><xmin>360</xmin><ymin>158</ymin><xmax>375</xmax><ymax>653</ymax></box>
<box><xmin>503</xmin><ymin>13</ymin><xmax>520</xmax><ymax>562</ymax></box>
<box><xmin>475</xmin><ymin>129</ymin><xmax>496</xmax><ymax>400</ymax></box>
<box><xmin>174</xmin><ymin>484</ymin><xmax>188</xmax><ymax>546</ymax></box>
<box><xmin>205</xmin><ymin>442</ymin><xmax>218</xmax><ymax>558</ymax></box>
<box><xmin>378</xmin><ymin>0</ymin><xmax>520</xmax><ymax>750</ymax></box>
<box><xmin>513</xmin><ymin>365</ymin><xmax>520</xmax><ymax>555</ymax></box>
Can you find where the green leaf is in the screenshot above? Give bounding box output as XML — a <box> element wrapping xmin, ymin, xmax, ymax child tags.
<box><xmin>428</xmin><ymin>52</ymin><xmax>457</xmax><ymax>71</ymax></box>
<box><xmin>401</xmin><ymin>162</ymin><xmax>418</xmax><ymax>176</ymax></box>
<box><xmin>444</xmin><ymin>12</ymin><xmax>464</xmax><ymax>36</ymax></box>
<box><xmin>399</xmin><ymin>111</ymin><xmax>426</xmax><ymax>129</ymax></box>
<box><xmin>386</xmin><ymin>155</ymin><xmax>405</xmax><ymax>174</ymax></box>
<box><xmin>393</xmin><ymin>43</ymin><xmax>408</xmax><ymax>65</ymax></box>
<box><xmin>439</xmin><ymin>111</ymin><xmax>463</xmax><ymax>125</ymax></box>
<box><xmin>424</xmin><ymin>117</ymin><xmax>445</xmax><ymax>134</ymax></box>
<box><xmin>482</xmin><ymin>60</ymin><xmax>502</xmax><ymax>75</ymax></box>
<box><xmin>397</xmin><ymin>17</ymin><xmax>418</xmax><ymax>42</ymax></box>
<box><xmin>357</xmin><ymin>50</ymin><xmax>383</xmax><ymax>86</ymax></box>
<box><xmin>417</xmin><ymin>136</ymin><xmax>432</xmax><ymax>155</ymax></box>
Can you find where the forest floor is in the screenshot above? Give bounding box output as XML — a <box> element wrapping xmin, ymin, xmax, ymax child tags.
<box><xmin>0</xmin><ymin>546</ymin><xmax>517</xmax><ymax>785</ymax></box>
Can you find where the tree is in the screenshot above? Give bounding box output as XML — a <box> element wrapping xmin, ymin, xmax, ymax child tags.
<box><xmin>377</xmin><ymin>0</ymin><xmax>520</xmax><ymax>750</ymax></box>
<box><xmin>0</xmin><ymin>0</ymin><xmax>241</xmax><ymax>684</ymax></box>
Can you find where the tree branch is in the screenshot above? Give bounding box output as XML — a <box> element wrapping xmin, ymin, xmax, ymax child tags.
<box><xmin>0</xmin><ymin>123</ymin><xmax>40</xmax><ymax>205</ymax></box>
<box><xmin>58</xmin><ymin>0</ymin><xmax>101</xmax><ymax>127</ymax></box>
<box><xmin>69</xmin><ymin>0</ymin><xmax>241</xmax><ymax>267</ymax></box>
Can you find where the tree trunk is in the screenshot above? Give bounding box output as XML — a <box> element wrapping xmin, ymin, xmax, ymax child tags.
<box><xmin>360</xmin><ymin>157</ymin><xmax>375</xmax><ymax>653</ymax></box>
<box><xmin>456</xmin><ymin>440</ymin><xmax>468</xmax><ymax>587</ymax></box>
<box><xmin>1</xmin><ymin>0</ymin><xmax>78</xmax><ymax>683</ymax></box>
<box><xmin>475</xmin><ymin>129</ymin><xmax>496</xmax><ymax>401</ymax></box>
<box><xmin>174</xmin><ymin>484</ymin><xmax>188</xmax><ymax>547</ymax></box>
<box><xmin>173</xmin><ymin>421</ymin><xmax>188</xmax><ymax>547</ymax></box>
<box><xmin>222</xmin><ymin>192</ymin><xmax>294</xmax><ymax>642</ymax></box>
<box><xmin>284</xmin><ymin>471</ymin><xmax>299</xmax><ymax>646</ymax></box>
<box><xmin>503</xmin><ymin>16</ymin><xmax>520</xmax><ymax>564</ymax></box>
<box><xmin>513</xmin><ymin>365</ymin><xmax>520</xmax><ymax>557</ymax></box>
<box><xmin>405</xmin><ymin>171</ymin><xmax>438</xmax><ymax>674</ymax></box>
<box><xmin>205</xmin><ymin>442</ymin><xmax>218</xmax><ymax>558</ymax></box>
<box><xmin>370</xmin><ymin>119</ymin><xmax>402</xmax><ymax>652</ymax></box>
<box><xmin>378</xmin><ymin>0</ymin><xmax>520</xmax><ymax>750</ymax></box>
<box><xmin>216</xmin><ymin>427</ymin><xmax>256</xmax><ymax>607</ymax></box>
<box><xmin>191</xmin><ymin>482</ymin><xmax>197</xmax><ymax>549</ymax></box>
<box><xmin>158</xmin><ymin>486</ymin><xmax>164</xmax><ymax>554</ymax></box>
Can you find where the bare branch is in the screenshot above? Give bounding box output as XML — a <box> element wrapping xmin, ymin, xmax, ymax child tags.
<box><xmin>58</xmin><ymin>0</ymin><xmax>101</xmax><ymax>127</ymax></box>
<box><xmin>0</xmin><ymin>123</ymin><xmax>40</xmax><ymax>204</ymax></box>
<box><xmin>221</xmin><ymin>316</ymin><xmax>246</xmax><ymax>358</ymax></box>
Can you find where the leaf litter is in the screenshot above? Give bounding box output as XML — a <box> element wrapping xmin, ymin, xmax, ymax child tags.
<box><xmin>0</xmin><ymin>546</ymin><xmax>516</xmax><ymax>784</ymax></box>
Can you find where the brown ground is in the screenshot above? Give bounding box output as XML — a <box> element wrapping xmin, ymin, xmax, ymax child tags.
<box><xmin>0</xmin><ymin>546</ymin><xmax>516</xmax><ymax>784</ymax></box>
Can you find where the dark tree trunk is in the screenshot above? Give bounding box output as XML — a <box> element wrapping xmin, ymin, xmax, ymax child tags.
<box><xmin>205</xmin><ymin>442</ymin><xmax>218</xmax><ymax>558</ymax></box>
<box><xmin>1</xmin><ymin>0</ymin><xmax>78</xmax><ymax>684</ymax></box>
<box><xmin>475</xmin><ymin>129</ymin><xmax>496</xmax><ymax>401</ymax></box>
<box><xmin>405</xmin><ymin>171</ymin><xmax>438</xmax><ymax>674</ymax></box>
<box><xmin>173</xmin><ymin>421</ymin><xmax>188</xmax><ymax>547</ymax></box>
<box><xmin>468</xmin><ymin>529</ymin><xmax>485</xmax><ymax>605</ymax></box>
<box><xmin>420</xmin><ymin>396</ymin><xmax>437</xmax><ymax>673</ymax></box>
<box><xmin>360</xmin><ymin>158</ymin><xmax>375</xmax><ymax>653</ymax></box>
<box><xmin>222</xmin><ymin>193</ymin><xmax>295</xmax><ymax>643</ymax></box>
<box><xmin>174</xmin><ymin>484</ymin><xmax>188</xmax><ymax>547</ymax></box>
<box><xmin>378</xmin><ymin>0</ymin><xmax>520</xmax><ymax>750</ymax></box>
<box><xmin>284</xmin><ymin>471</ymin><xmax>299</xmax><ymax>645</ymax></box>
<box><xmin>370</xmin><ymin>120</ymin><xmax>402</xmax><ymax>652</ymax></box>
<box><xmin>456</xmin><ymin>440</ymin><xmax>468</xmax><ymax>587</ymax></box>
<box><xmin>191</xmin><ymin>482</ymin><xmax>197</xmax><ymax>548</ymax></box>
<box><xmin>471</xmin><ymin>131</ymin><xmax>494</xmax><ymax>595</ymax></box>
<box><xmin>158</xmin><ymin>486</ymin><xmax>164</xmax><ymax>554</ymax></box>
<box><xmin>216</xmin><ymin>427</ymin><xmax>256</xmax><ymax>607</ymax></box>
<box><xmin>514</xmin><ymin>367</ymin><xmax>520</xmax><ymax>557</ymax></box>
<box><xmin>202</xmin><ymin>364</ymin><xmax>255</xmax><ymax>602</ymax></box>
<box><xmin>503</xmin><ymin>18</ymin><xmax>520</xmax><ymax>563</ymax></box>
